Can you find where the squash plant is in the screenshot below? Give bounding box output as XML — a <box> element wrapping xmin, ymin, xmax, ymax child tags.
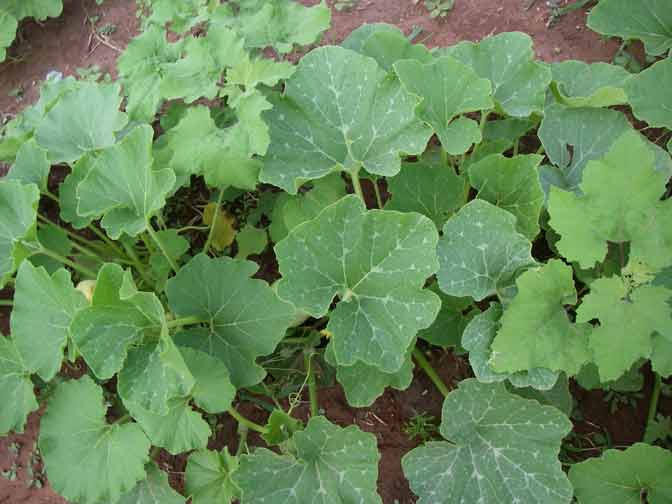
<box><xmin>1</xmin><ymin>0</ymin><xmax>672</xmax><ymax>502</ymax></box>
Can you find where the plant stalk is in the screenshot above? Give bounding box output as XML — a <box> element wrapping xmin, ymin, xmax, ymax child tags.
<box><xmin>412</xmin><ymin>348</ymin><xmax>450</xmax><ymax>397</ymax></box>
<box><xmin>86</xmin><ymin>224</ymin><xmax>126</xmax><ymax>258</ymax></box>
<box><xmin>350</xmin><ymin>171</ymin><xmax>365</xmax><ymax>204</ymax></box>
<box><xmin>166</xmin><ymin>316</ymin><xmax>209</xmax><ymax>329</ymax></box>
<box><xmin>228</xmin><ymin>408</ymin><xmax>269</xmax><ymax>434</ymax></box>
<box><xmin>304</xmin><ymin>351</ymin><xmax>319</xmax><ymax>417</ymax></box>
<box><xmin>372</xmin><ymin>179</ymin><xmax>384</xmax><ymax>209</ymax></box>
<box><xmin>146</xmin><ymin>221</ymin><xmax>179</xmax><ymax>273</ymax></box>
<box><xmin>647</xmin><ymin>373</ymin><xmax>662</xmax><ymax>427</ymax></box>
<box><xmin>122</xmin><ymin>241</ymin><xmax>153</xmax><ymax>286</ymax></box>
<box><xmin>37</xmin><ymin>247</ymin><xmax>98</xmax><ymax>279</ymax></box>
<box><xmin>0</xmin><ymin>300</ymin><xmax>13</xmax><ymax>307</ymax></box>
<box><xmin>204</xmin><ymin>189</ymin><xmax>226</xmax><ymax>255</ymax></box>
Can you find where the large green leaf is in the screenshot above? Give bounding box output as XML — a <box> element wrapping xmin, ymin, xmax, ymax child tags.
<box><xmin>236</xmin><ymin>416</ymin><xmax>381</xmax><ymax>503</ymax></box>
<box><xmin>185</xmin><ymin>448</ymin><xmax>240</xmax><ymax>504</ymax></box>
<box><xmin>394</xmin><ymin>56</ymin><xmax>493</xmax><ymax>154</ymax></box>
<box><xmin>341</xmin><ymin>22</ymin><xmax>402</xmax><ymax>52</ymax></box>
<box><xmin>418</xmin><ymin>284</ymin><xmax>473</xmax><ymax>348</ymax></box>
<box><xmin>570</xmin><ymin>443</ymin><xmax>672</xmax><ymax>503</ymax></box>
<box><xmin>0</xmin><ymin>10</ymin><xmax>18</xmax><ymax>62</ymax></box>
<box><xmin>11</xmin><ymin>262</ymin><xmax>86</xmax><ymax>381</ymax></box>
<box><xmin>577</xmin><ymin>276</ymin><xmax>672</xmax><ymax>382</ymax></box>
<box><xmin>0</xmin><ymin>336</ymin><xmax>38</xmax><ymax>435</ymax></box>
<box><xmin>71</xmin><ymin>264</ymin><xmax>166</xmax><ymax>380</ymax></box>
<box><xmin>0</xmin><ymin>180</ymin><xmax>39</xmax><ymax>288</ymax></box>
<box><xmin>259</xmin><ymin>46</ymin><xmax>432</xmax><ymax>193</ymax></box>
<box><xmin>437</xmin><ymin>199</ymin><xmax>536</xmax><ymax>301</ymax></box>
<box><xmin>359</xmin><ymin>28</ymin><xmax>432</xmax><ymax>71</ymax></box>
<box><xmin>626</xmin><ymin>57</ymin><xmax>672</xmax><ymax>129</ymax></box>
<box><xmin>548</xmin><ymin>130</ymin><xmax>672</xmax><ymax>270</ymax></box>
<box><xmin>76</xmin><ymin>125</ymin><xmax>175</xmax><ymax>239</ymax></box>
<box><xmin>4</xmin><ymin>0</ymin><xmax>63</xmax><ymax>21</ymax></box>
<box><xmin>386</xmin><ymin>160</ymin><xmax>467</xmax><ymax>229</ymax></box>
<box><xmin>551</xmin><ymin>60</ymin><xmax>631</xmax><ymax>108</ymax></box>
<box><xmin>142</xmin><ymin>0</ymin><xmax>211</xmax><ymax>33</ymax></box>
<box><xmin>441</xmin><ymin>32</ymin><xmax>552</xmax><ymax>117</ymax></box>
<box><xmin>402</xmin><ymin>379</ymin><xmax>572</xmax><ymax>504</ymax></box>
<box><xmin>35</xmin><ymin>82</ymin><xmax>128</xmax><ymax>164</ymax></box>
<box><xmin>5</xmin><ymin>139</ymin><xmax>50</xmax><ymax>190</ymax></box>
<box><xmin>468</xmin><ymin>153</ymin><xmax>544</xmax><ymax>239</ymax></box>
<box><xmin>167</xmin><ymin>254</ymin><xmax>295</xmax><ymax>387</ymax></box>
<box><xmin>212</xmin><ymin>0</ymin><xmax>331</xmax><ymax>54</ymax></box>
<box><xmin>275</xmin><ymin>195</ymin><xmax>440</xmax><ymax>372</ymax></box>
<box><xmin>587</xmin><ymin>0</ymin><xmax>672</xmax><ymax>56</ymax></box>
<box><xmin>119</xmin><ymin>464</ymin><xmax>185</xmax><ymax>504</ymax></box>
<box><xmin>180</xmin><ymin>347</ymin><xmax>236</xmax><ymax>414</ymax></box>
<box><xmin>490</xmin><ymin>260</ymin><xmax>592</xmax><ymax>376</ymax></box>
<box><xmin>39</xmin><ymin>377</ymin><xmax>150</xmax><ymax>504</ymax></box>
<box><xmin>462</xmin><ymin>304</ymin><xmax>559</xmax><ymax>390</ymax></box>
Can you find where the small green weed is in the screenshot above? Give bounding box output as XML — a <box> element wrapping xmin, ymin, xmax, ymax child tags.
<box><xmin>403</xmin><ymin>413</ymin><xmax>439</xmax><ymax>442</ymax></box>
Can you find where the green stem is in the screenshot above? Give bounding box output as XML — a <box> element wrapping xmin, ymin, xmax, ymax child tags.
<box><xmin>412</xmin><ymin>348</ymin><xmax>450</xmax><ymax>397</ymax></box>
<box><xmin>86</xmin><ymin>224</ymin><xmax>126</xmax><ymax>258</ymax></box>
<box><xmin>283</xmin><ymin>336</ymin><xmax>313</xmax><ymax>345</ymax></box>
<box><xmin>122</xmin><ymin>241</ymin><xmax>153</xmax><ymax>286</ymax></box>
<box><xmin>146</xmin><ymin>221</ymin><xmax>178</xmax><ymax>273</ymax></box>
<box><xmin>204</xmin><ymin>189</ymin><xmax>226</xmax><ymax>255</ymax></box>
<box><xmin>114</xmin><ymin>414</ymin><xmax>131</xmax><ymax>425</ymax></box>
<box><xmin>176</xmin><ymin>226</ymin><xmax>209</xmax><ymax>233</ymax></box>
<box><xmin>513</xmin><ymin>139</ymin><xmax>519</xmax><ymax>157</ymax></box>
<box><xmin>440</xmin><ymin>148</ymin><xmax>448</xmax><ymax>167</ymax></box>
<box><xmin>304</xmin><ymin>351</ymin><xmax>319</xmax><ymax>417</ymax></box>
<box><xmin>36</xmin><ymin>247</ymin><xmax>97</xmax><ymax>279</ymax></box>
<box><xmin>647</xmin><ymin>373</ymin><xmax>662</xmax><ymax>427</ymax></box>
<box><xmin>372</xmin><ymin>179</ymin><xmax>384</xmax><ymax>209</ymax></box>
<box><xmin>350</xmin><ymin>171</ymin><xmax>365</xmax><ymax>204</ymax></box>
<box><xmin>479</xmin><ymin>110</ymin><xmax>490</xmax><ymax>135</ymax></box>
<box><xmin>42</xmin><ymin>190</ymin><xmax>60</xmax><ymax>204</ymax></box>
<box><xmin>166</xmin><ymin>316</ymin><xmax>209</xmax><ymax>329</ymax></box>
<box><xmin>37</xmin><ymin>214</ymin><xmax>110</xmax><ymax>255</ymax></box>
<box><xmin>536</xmin><ymin>144</ymin><xmax>546</xmax><ymax>155</ymax></box>
<box><xmin>0</xmin><ymin>300</ymin><xmax>13</xmax><ymax>307</ymax></box>
<box><xmin>228</xmin><ymin>408</ymin><xmax>269</xmax><ymax>434</ymax></box>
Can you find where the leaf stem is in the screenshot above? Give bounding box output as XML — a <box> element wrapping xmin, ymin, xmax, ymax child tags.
<box><xmin>513</xmin><ymin>139</ymin><xmax>520</xmax><ymax>157</ymax></box>
<box><xmin>647</xmin><ymin>372</ymin><xmax>662</xmax><ymax>428</ymax></box>
<box><xmin>350</xmin><ymin>171</ymin><xmax>365</xmax><ymax>204</ymax></box>
<box><xmin>122</xmin><ymin>240</ymin><xmax>153</xmax><ymax>287</ymax></box>
<box><xmin>372</xmin><ymin>179</ymin><xmax>384</xmax><ymax>209</ymax></box>
<box><xmin>228</xmin><ymin>408</ymin><xmax>269</xmax><ymax>434</ymax></box>
<box><xmin>36</xmin><ymin>247</ymin><xmax>97</xmax><ymax>279</ymax></box>
<box><xmin>304</xmin><ymin>351</ymin><xmax>319</xmax><ymax>417</ymax></box>
<box><xmin>440</xmin><ymin>148</ymin><xmax>448</xmax><ymax>167</ymax></box>
<box><xmin>86</xmin><ymin>224</ymin><xmax>126</xmax><ymax>258</ymax></box>
<box><xmin>166</xmin><ymin>316</ymin><xmax>209</xmax><ymax>329</ymax></box>
<box><xmin>146</xmin><ymin>221</ymin><xmax>179</xmax><ymax>273</ymax></box>
<box><xmin>412</xmin><ymin>348</ymin><xmax>450</xmax><ymax>397</ymax></box>
<box><xmin>0</xmin><ymin>300</ymin><xmax>13</xmax><ymax>307</ymax></box>
<box><xmin>204</xmin><ymin>189</ymin><xmax>226</xmax><ymax>255</ymax></box>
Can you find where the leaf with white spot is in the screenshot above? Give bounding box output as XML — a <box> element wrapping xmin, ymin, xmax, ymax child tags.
<box><xmin>275</xmin><ymin>195</ymin><xmax>440</xmax><ymax>372</ymax></box>
<box><xmin>185</xmin><ymin>448</ymin><xmax>240</xmax><ymax>504</ymax></box>
<box><xmin>259</xmin><ymin>46</ymin><xmax>432</xmax><ymax>193</ymax></box>
<box><xmin>437</xmin><ymin>199</ymin><xmax>537</xmax><ymax>302</ymax></box>
<box><xmin>394</xmin><ymin>56</ymin><xmax>493</xmax><ymax>155</ymax></box>
<box><xmin>0</xmin><ymin>335</ymin><xmax>38</xmax><ymax>435</ymax></box>
<box><xmin>462</xmin><ymin>303</ymin><xmax>559</xmax><ymax>390</ymax></box>
<box><xmin>551</xmin><ymin>60</ymin><xmax>631</xmax><ymax>108</ymax></box>
<box><xmin>167</xmin><ymin>254</ymin><xmax>295</xmax><ymax>387</ymax></box>
<box><xmin>402</xmin><ymin>379</ymin><xmax>573</xmax><ymax>504</ymax></box>
<box><xmin>235</xmin><ymin>416</ymin><xmax>381</xmax><ymax>503</ymax></box>
<box><xmin>441</xmin><ymin>32</ymin><xmax>552</xmax><ymax>117</ymax></box>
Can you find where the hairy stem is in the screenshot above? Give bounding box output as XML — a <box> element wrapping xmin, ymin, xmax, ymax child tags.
<box><xmin>647</xmin><ymin>373</ymin><xmax>662</xmax><ymax>428</ymax></box>
<box><xmin>372</xmin><ymin>179</ymin><xmax>384</xmax><ymax>209</ymax></box>
<box><xmin>37</xmin><ymin>247</ymin><xmax>98</xmax><ymax>279</ymax></box>
<box><xmin>122</xmin><ymin>241</ymin><xmax>153</xmax><ymax>287</ymax></box>
<box><xmin>350</xmin><ymin>170</ymin><xmax>365</xmax><ymax>204</ymax></box>
<box><xmin>304</xmin><ymin>351</ymin><xmax>319</xmax><ymax>417</ymax></box>
<box><xmin>228</xmin><ymin>408</ymin><xmax>269</xmax><ymax>434</ymax></box>
<box><xmin>204</xmin><ymin>189</ymin><xmax>226</xmax><ymax>255</ymax></box>
<box><xmin>166</xmin><ymin>316</ymin><xmax>209</xmax><ymax>329</ymax></box>
<box><xmin>0</xmin><ymin>300</ymin><xmax>13</xmax><ymax>307</ymax></box>
<box><xmin>146</xmin><ymin>221</ymin><xmax>178</xmax><ymax>273</ymax></box>
<box><xmin>412</xmin><ymin>348</ymin><xmax>450</xmax><ymax>397</ymax></box>
<box><xmin>86</xmin><ymin>224</ymin><xmax>127</xmax><ymax>258</ymax></box>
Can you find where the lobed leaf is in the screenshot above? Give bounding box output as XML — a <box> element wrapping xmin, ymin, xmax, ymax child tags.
<box><xmin>0</xmin><ymin>336</ymin><xmax>38</xmax><ymax>435</ymax></box>
<box><xmin>185</xmin><ymin>448</ymin><xmax>240</xmax><ymax>504</ymax></box>
<box><xmin>550</xmin><ymin>60</ymin><xmax>631</xmax><ymax>108</ymax></box>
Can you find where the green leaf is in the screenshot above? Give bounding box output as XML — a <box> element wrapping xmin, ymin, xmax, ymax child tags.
<box><xmin>235</xmin><ymin>225</ymin><xmax>267</xmax><ymax>259</ymax></box>
<box><xmin>39</xmin><ymin>376</ymin><xmax>150</xmax><ymax>504</ymax></box>
<box><xmin>117</xmin><ymin>26</ymin><xmax>182</xmax><ymax>122</ymax></box>
<box><xmin>402</xmin><ymin>379</ymin><xmax>573</xmax><ymax>504</ymax></box>
<box><xmin>119</xmin><ymin>464</ymin><xmax>185</xmax><ymax>504</ymax></box>
<box><xmin>551</xmin><ymin>60</ymin><xmax>631</xmax><ymax>108</ymax></box>
<box><xmin>394</xmin><ymin>56</ymin><xmax>493</xmax><ymax>154</ymax></box>
<box><xmin>441</xmin><ymin>31</ymin><xmax>552</xmax><ymax>117</ymax></box>
<box><xmin>212</xmin><ymin>0</ymin><xmax>331</xmax><ymax>54</ymax></box>
<box><xmin>468</xmin><ymin>153</ymin><xmax>544</xmax><ymax>239</ymax></box>
<box><xmin>30</xmin><ymin>223</ymin><xmax>72</xmax><ymax>273</ymax></box>
<box><xmin>262</xmin><ymin>410</ymin><xmax>304</xmax><ymax>446</ymax></box>
<box><xmin>0</xmin><ymin>180</ymin><xmax>39</xmax><ymax>288</ymax></box>
<box><xmin>511</xmin><ymin>373</ymin><xmax>574</xmax><ymax>416</ymax></box>
<box><xmin>577</xmin><ymin>276</ymin><xmax>672</xmax><ymax>382</ymax></box>
<box><xmin>538</xmin><ymin>103</ymin><xmax>672</xmax><ymax>194</ymax></box>
<box><xmin>418</xmin><ymin>284</ymin><xmax>473</xmax><ymax>348</ymax></box>
<box><xmin>490</xmin><ymin>260</ymin><xmax>592</xmax><ymax>376</ymax></box>
<box><xmin>341</xmin><ymin>23</ymin><xmax>403</xmax><ymax>52</ymax></box>
<box><xmin>125</xmin><ymin>396</ymin><xmax>210</xmax><ymax>455</ymax></box>
<box><xmin>11</xmin><ymin>262</ymin><xmax>86</xmax><ymax>381</ymax></box>
<box><xmin>236</xmin><ymin>416</ymin><xmax>381</xmax><ymax>503</ymax></box>
<box><xmin>227</xmin><ymin>53</ymin><xmax>295</xmax><ymax>89</ymax></box>
<box><xmin>269</xmin><ymin>173</ymin><xmax>347</xmax><ymax>243</ymax></box>
<box><xmin>626</xmin><ymin>57</ymin><xmax>672</xmax><ymax>129</ymax></box>
<box><xmin>462</xmin><ymin>303</ymin><xmax>559</xmax><ymax>390</ymax></box>
<box><xmin>587</xmin><ymin>0</ymin><xmax>672</xmax><ymax>56</ymax></box>
<box><xmin>180</xmin><ymin>347</ymin><xmax>236</xmax><ymax>414</ymax></box>
<box><xmin>185</xmin><ymin>448</ymin><xmax>240</xmax><ymax>504</ymax></box>
<box><xmin>386</xmin><ymin>159</ymin><xmax>466</xmax><ymax>229</ymax></box>
<box><xmin>275</xmin><ymin>195</ymin><xmax>440</xmax><ymax>372</ymax></box>
<box><xmin>259</xmin><ymin>46</ymin><xmax>432</xmax><ymax>193</ymax></box>
<box><xmin>58</xmin><ymin>155</ymin><xmax>97</xmax><ymax>230</ymax></box>
<box><xmin>570</xmin><ymin>443</ymin><xmax>672</xmax><ymax>503</ymax></box>
<box><xmin>76</xmin><ymin>125</ymin><xmax>176</xmax><ymax>239</ymax></box>
<box><xmin>35</xmin><ymin>82</ymin><xmax>128</xmax><ymax>164</ymax></box>
<box><xmin>71</xmin><ymin>264</ymin><xmax>165</xmax><ymax>379</ymax></box>
<box><xmin>118</xmin><ymin>337</ymin><xmax>194</xmax><ymax>415</ymax></box>
<box><xmin>4</xmin><ymin>0</ymin><xmax>63</xmax><ymax>21</ymax></box>
<box><xmin>436</xmin><ymin>199</ymin><xmax>536</xmax><ymax>301</ymax></box>
<box><xmin>142</xmin><ymin>0</ymin><xmax>211</xmax><ymax>33</ymax></box>
<box><xmin>548</xmin><ymin>130</ymin><xmax>672</xmax><ymax>270</ymax></box>
<box><xmin>167</xmin><ymin>254</ymin><xmax>295</xmax><ymax>387</ymax></box>
<box><xmin>148</xmin><ymin>230</ymin><xmax>189</xmax><ymax>291</ymax></box>
<box><xmin>5</xmin><ymin>139</ymin><xmax>50</xmax><ymax>190</ymax></box>
<box><xmin>359</xmin><ymin>28</ymin><xmax>432</xmax><ymax>71</ymax></box>
<box><xmin>0</xmin><ymin>10</ymin><xmax>18</xmax><ymax>62</ymax></box>
<box><xmin>324</xmin><ymin>343</ymin><xmax>414</xmax><ymax>407</ymax></box>
<box><xmin>0</xmin><ymin>336</ymin><xmax>38</xmax><ymax>435</ymax></box>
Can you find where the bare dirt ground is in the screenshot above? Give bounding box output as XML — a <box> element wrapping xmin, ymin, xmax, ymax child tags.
<box><xmin>0</xmin><ymin>1</ymin><xmax>624</xmax><ymax>503</ymax></box>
